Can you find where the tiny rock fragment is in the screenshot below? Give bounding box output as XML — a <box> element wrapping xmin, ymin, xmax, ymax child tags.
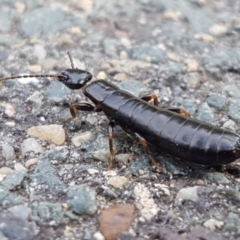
<box><xmin>2</xmin><ymin>143</ymin><xmax>16</xmax><ymax>161</ymax></box>
<box><xmin>1</xmin><ymin>102</ymin><xmax>16</xmax><ymax>117</ymax></box>
<box><xmin>67</xmin><ymin>27</ymin><xmax>82</xmax><ymax>34</ymax></box>
<box><xmin>176</xmin><ymin>186</ymin><xmax>199</xmax><ymax>203</ymax></box>
<box><xmin>166</xmin><ymin>51</ymin><xmax>181</xmax><ymax>62</ymax></box>
<box><xmin>21</xmin><ymin>138</ymin><xmax>44</xmax><ymax>157</ymax></box>
<box><xmin>194</xmin><ymin>33</ymin><xmax>214</xmax><ymax>43</ymax></box>
<box><xmin>113</xmin><ymin>72</ymin><xmax>128</xmax><ymax>81</ymax></box>
<box><xmin>14</xmin><ymin>163</ymin><xmax>27</xmax><ymax>172</ymax></box>
<box><xmin>87</xmin><ymin>169</ymin><xmax>99</xmax><ymax>175</ymax></box>
<box><xmin>107</xmin><ymin>176</ymin><xmax>129</xmax><ymax>188</ymax></box>
<box><xmin>99</xmin><ymin>204</ymin><xmax>135</xmax><ymax>240</ymax></box>
<box><xmin>134</xmin><ymin>183</ymin><xmax>159</xmax><ymax>220</ymax></box>
<box><xmin>27</xmin><ymin>124</ymin><xmax>66</xmax><ymax>145</ymax></box>
<box><xmin>93</xmin><ymin>231</ymin><xmax>105</xmax><ymax>240</ymax></box>
<box><xmin>203</xmin><ymin>218</ymin><xmax>224</xmax><ymax>230</ymax></box>
<box><xmin>0</xmin><ymin>167</ymin><xmax>13</xmax><ymax>175</ymax></box>
<box><xmin>209</xmin><ymin>24</ymin><xmax>227</xmax><ymax>37</ymax></box>
<box><xmin>28</xmin><ymin>65</ymin><xmax>42</xmax><ymax>73</ymax></box>
<box><xmin>96</xmin><ymin>71</ymin><xmax>107</xmax><ymax>80</ymax></box>
<box><xmin>184</xmin><ymin>58</ymin><xmax>199</xmax><ymax>72</ymax></box>
<box><xmin>25</xmin><ymin>158</ymin><xmax>38</xmax><ymax>168</ymax></box>
<box><xmin>164</xmin><ymin>11</ymin><xmax>181</xmax><ymax>20</ymax></box>
<box><xmin>71</xmin><ymin>131</ymin><xmax>93</xmax><ymax>147</ymax></box>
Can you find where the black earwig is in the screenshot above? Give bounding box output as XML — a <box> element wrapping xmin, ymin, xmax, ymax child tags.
<box><xmin>1</xmin><ymin>55</ymin><xmax>240</xmax><ymax>171</ymax></box>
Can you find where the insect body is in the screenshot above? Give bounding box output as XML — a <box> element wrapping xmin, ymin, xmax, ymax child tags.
<box><xmin>1</xmin><ymin>62</ymin><xmax>240</xmax><ymax>170</ymax></box>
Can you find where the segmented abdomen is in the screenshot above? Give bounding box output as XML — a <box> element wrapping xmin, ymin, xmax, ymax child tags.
<box><xmin>102</xmin><ymin>88</ymin><xmax>240</xmax><ymax>165</ymax></box>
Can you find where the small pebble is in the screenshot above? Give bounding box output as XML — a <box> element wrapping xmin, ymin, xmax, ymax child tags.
<box><xmin>0</xmin><ymin>167</ymin><xmax>13</xmax><ymax>175</ymax></box>
<box><xmin>113</xmin><ymin>73</ymin><xmax>128</xmax><ymax>81</ymax></box>
<box><xmin>96</xmin><ymin>71</ymin><xmax>107</xmax><ymax>80</ymax></box>
<box><xmin>203</xmin><ymin>218</ymin><xmax>224</xmax><ymax>230</ymax></box>
<box><xmin>8</xmin><ymin>205</ymin><xmax>32</xmax><ymax>221</ymax></box>
<box><xmin>99</xmin><ymin>204</ymin><xmax>135</xmax><ymax>240</ymax></box>
<box><xmin>21</xmin><ymin>138</ymin><xmax>44</xmax><ymax>157</ymax></box>
<box><xmin>107</xmin><ymin>176</ymin><xmax>129</xmax><ymax>188</ymax></box>
<box><xmin>71</xmin><ymin>131</ymin><xmax>94</xmax><ymax>147</ymax></box>
<box><xmin>163</xmin><ymin>11</ymin><xmax>181</xmax><ymax>20</ymax></box>
<box><xmin>175</xmin><ymin>186</ymin><xmax>199</xmax><ymax>203</ymax></box>
<box><xmin>28</xmin><ymin>65</ymin><xmax>42</xmax><ymax>73</ymax></box>
<box><xmin>87</xmin><ymin>169</ymin><xmax>99</xmax><ymax>175</ymax></box>
<box><xmin>27</xmin><ymin>124</ymin><xmax>66</xmax><ymax>145</ymax></box>
<box><xmin>194</xmin><ymin>33</ymin><xmax>214</xmax><ymax>43</ymax></box>
<box><xmin>14</xmin><ymin>163</ymin><xmax>27</xmax><ymax>172</ymax></box>
<box><xmin>184</xmin><ymin>58</ymin><xmax>199</xmax><ymax>72</ymax></box>
<box><xmin>93</xmin><ymin>232</ymin><xmax>105</xmax><ymax>240</ymax></box>
<box><xmin>2</xmin><ymin>143</ymin><xmax>16</xmax><ymax>161</ymax></box>
<box><xmin>25</xmin><ymin>158</ymin><xmax>38</xmax><ymax>168</ymax></box>
<box><xmin>209</xmin><ymin>24</ymin><xmax>227</xmax><ymax>37</ymax></box>
<box><xmin>134</xmin><ymin>183</ymin><xmax>159</xmax><ymax>220</ymax></box>
<box><xmin>0</xmin><ymin>102</ymin><xmax>16</xmax><ymax>117</ymax></box>
<box><xmin>33</xmin><ymin>44</ymin><xmax>47</xmax><ymax>61</ymax></box>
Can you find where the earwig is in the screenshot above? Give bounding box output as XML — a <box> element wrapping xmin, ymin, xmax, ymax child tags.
<box><xmin>1</xmin><ymin>55</ymin><xmax>240</xmax><ymax>171</ymax></box>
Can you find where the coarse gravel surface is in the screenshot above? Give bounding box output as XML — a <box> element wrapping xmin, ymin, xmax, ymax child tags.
<box><xmin>1</xmin><ymin>0</ymin><xmax>240</xmax><ymax>239</ymax></box>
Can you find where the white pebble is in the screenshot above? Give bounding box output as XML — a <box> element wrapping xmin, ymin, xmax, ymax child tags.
<box><xmin>87</xmin><ymin>169</ymin><xmax>99</xmax><ymax>175</ymax></box>
<box><xmin>108</xmin><ymin>176</ymin><xmax>129</xmax><ymax>188</ymax></box>
<box><xmin>21</xmin><ymin>138</ymin><xmax>44</xmax><ymax>157</ymax></box>
<box><xmin>0</xmin><ymin>167</ymin><xmax>13</xmax><ymax>175</ymax></box>
<box><xmin>203</xmin><ymin>218</ymin><xmax>224</xmax><ymax>230</ymax></box>
<box><xmin>14</xmin><ymin>163</ymin><xmax>27</xmax><ymax>172</ymax></box>
<box><xmin>176</xmin><ymin>186</ymin><xmax>199</xmax><ymax>203</ymax></box>
<box><xmin>25</xmin><ymin>158</ymin><xmax>38</xmax><ymax>168</ymax></box>
<box><xmin>27</xmin><ymin>125</ymin><xmax>66</xmax><ymax>145</ymax></box>
<box><xmin>93</xmin><ymin>231</ymin><xmax>105</xmax><ymax>240</ymax></box>
<box><xmin>2</xmin><ymin>143</ymin><xmax>16</xmax><ymax>161</ymax></box>
<box><xmin>71</xmin><ymin>131</ymin><xmax>93</xmax><ymax>147</ymax></box>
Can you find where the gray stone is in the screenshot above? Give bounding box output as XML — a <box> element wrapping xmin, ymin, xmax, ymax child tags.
<box><xmin>195</xmin><ymin>102</ymin><xmax>217</xmax><ymax>123</ymax></box>
<box><xmin>130</xmin><ymin>46</ymin><xmax>165</xmax><ymax>64</ymax></box>
<box><xmin>228</xmin><ymin>100</ymin><xmax>240</xmax><ymax>121</ymax></box>
<box><xmin>21</xmin><ymin>138</ymin><xmax>44</xmax><ymax>157</ymax></box>
<box><xmin>223</xmin><ymin>212</ymin><xmax>240</xmax><ymax>233</ymax></box>
<box><xmin>0</xmin><ymin>213</ymin><xmax>34</xmax><ymax>240</ymax></box>
<box><xmin>2</xmin><ymin>143</ymin><xmax>16</xmax><ymax>162</ymax></box>
<box><xmin>44</xmin><ymin>80</ymin><xmax>71</xmax><ymax>103</ymax></box>
<box><xmin>32</xmin><ymin>202</ymin><xmax>63</xmax><ymax>226</ymax></box>
<box><xmin>0</xmin><ymin>187</ymin><xmax>23</xmax><ymax>207</ymax></box>
<box><xmin>1</xmin><ymin>171</ymin><xmax>26</xmax><ymax>190</ymax></box>
<box><xmin>206</xmin><ymin>95</ymin><xmax>227</xmax><ymax>111</ymax></box>
<box><xmin>67</xmin><ymin>185</ymin><xmax>97</xmax><ymax>216</ymax></box>
<box><xmin>30</xmin><ymin>159</ymin><xmax>65</xmax><ymax>193</ymax></box>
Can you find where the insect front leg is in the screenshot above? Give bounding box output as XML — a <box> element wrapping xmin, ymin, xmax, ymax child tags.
<box><xmin>60</xmin><ymin>102</ymin><xmax>101</xmax><ymax>122</ymax></box>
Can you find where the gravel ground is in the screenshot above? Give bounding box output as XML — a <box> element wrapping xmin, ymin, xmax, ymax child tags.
<box><xmin>1</xmin><ymin>0</ymin><xmax>240</xmax><ymax>239</ymax></box>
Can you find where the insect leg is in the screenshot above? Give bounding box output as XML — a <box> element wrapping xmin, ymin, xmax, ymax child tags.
<box><xmin>165</xmin><ymin>107</ymin><xmax>190</xmax><ymax>117</ymax></box>
<box><xmin>60</xmin><ymin>102</ymin><xmax>101</xmax><ymax>122</ymax></box>
<box><xmin>141</xmin><ymin>95</ymin><xmax>190</xmax><ymax>117</ymax></box>
<box><xmin>135</xmin><ymin>133</ymin><xmax>163</xmax><ymax>172</ymax></box>
<box><xmin>107</xmin><ymin>120</ymin><xmax>116</xmax><ymax>170</ymax></box>
<box><xmin>141</xmin><ymin>95</ymin><xmax>158</xmax><ymax>106</ymax></box>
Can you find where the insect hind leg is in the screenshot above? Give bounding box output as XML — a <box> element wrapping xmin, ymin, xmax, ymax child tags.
<box><xmin>134</xmin><ymin>133</ymin><xmax>163</xmax><ymax>172</ymax></box>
